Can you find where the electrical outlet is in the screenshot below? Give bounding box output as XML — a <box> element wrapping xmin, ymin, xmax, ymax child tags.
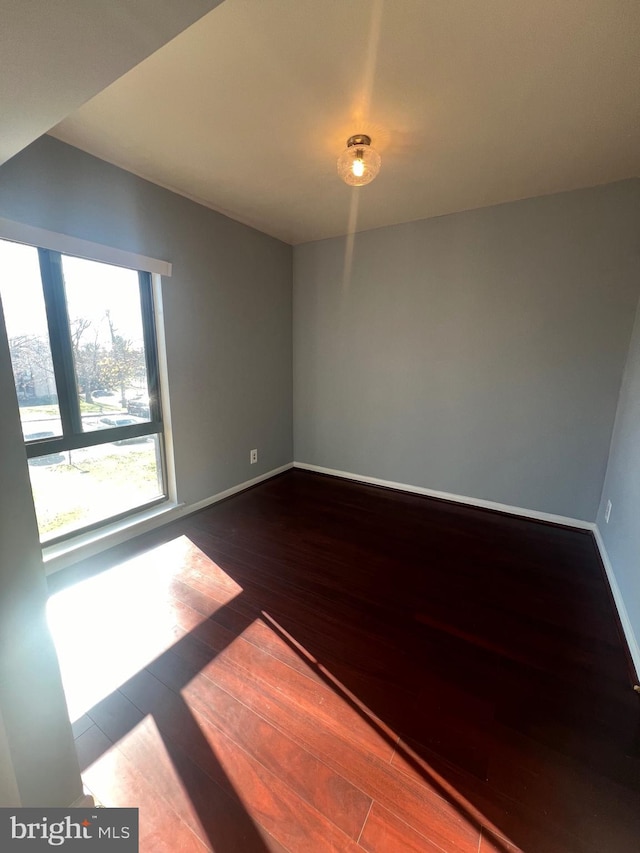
<box><xmin>250</xmin><ymin>448</ymin><xmax>258</xmax><ymax>464</ymax></box>
<box><xmin>605</xmin><ymin>500</ymin><xmax>612</xmax><ymax>523</ymax></box>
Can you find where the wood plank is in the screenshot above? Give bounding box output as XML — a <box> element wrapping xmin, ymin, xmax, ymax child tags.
<box><xmin>359</xmin><ymin>802</ymin><xmax>461</xmax><ymax>853</ymax></box>
<box><xmin>479</xmin><ymin>827</ymin><xmax>523</xmax><ymax>853</ymax></box>
<box><xmin>75</xmin><ymin>724</ymin><xmax>114</xmax><ymax>772</ymax></box>
<box><xmin>71</xmin><ymin>713</ymin><xmax>94</xmax><ymax>739</ymax></box>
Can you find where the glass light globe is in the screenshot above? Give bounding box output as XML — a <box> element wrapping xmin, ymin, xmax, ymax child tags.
<box><xmin>337</xmin><ymin>135</ymin><xmax>381</xmax><ymax>186</ymax></box>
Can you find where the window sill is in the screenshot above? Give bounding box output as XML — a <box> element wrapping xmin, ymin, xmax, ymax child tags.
<box><xmin>43</xmin><ymin>500</ymin><xmax>185</xmax><ymax>575</ymax></box>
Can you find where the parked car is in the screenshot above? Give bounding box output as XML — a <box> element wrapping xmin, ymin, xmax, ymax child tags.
<box><xmin>92</xmin><ymin>389</ymin><xmax>114</xmax><ymax>398</ymax></box>
<box><xmin>25</xmin><ymin>431</ymin><xmax>65</xmax><ymax>465</ymax></box>
<box><xmin>97</xmin><ymin>416</ymin><xmax>150</xmax><ymax>445</ymax></box>
<box><xmin>127</xmin><ymin>398</ymin><xmax>150</xmax><ymax>419</ymax></box>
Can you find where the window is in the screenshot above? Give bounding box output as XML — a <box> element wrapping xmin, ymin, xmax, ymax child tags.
<box><xmin>0</xmin><ymin>238</ymin><xmax>167</xmax><ymax>543</ymax></box>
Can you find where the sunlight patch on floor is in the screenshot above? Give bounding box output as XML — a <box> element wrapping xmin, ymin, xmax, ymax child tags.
<box><xmin>82</xmin><ymin>715</ymin><xmax>209</xmax><ymax>842</ymax></box>
<box><xmin>47</xmin><ymin>535</ymin><xmax>239</xmax><ymax>721</ymax></box>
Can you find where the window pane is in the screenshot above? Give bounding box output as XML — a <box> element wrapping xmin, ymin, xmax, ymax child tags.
<box><xmin>0</xmin><ymin>239</ymin><xmax>62</xmax><ymax>436</ymax></box>
<box><xmin>28</xmin><ymin>435</ymin><xmax>165</xmax><ymax>541</ymax></box>
<box><xmin>60</xmin><ymin>256</ymin><xmax>153</xmax><ymax>431</ymax></box>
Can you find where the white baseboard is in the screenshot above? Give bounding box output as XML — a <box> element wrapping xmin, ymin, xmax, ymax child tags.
<box><xmin>592</xmin><ymin>526</ymin><xmax>640</xmax><ymax>683</ymax></box>
<box><xmin>70</xmin><ymin>792</ymin><xmax>95</xmax><ymax>808</ymax></box>
<box><xmin>293</xmin><ymin>462</ymin><xmax>594</xmax><ymax>529</ymax></box>
<box><xmin>177</xmin><ymin>463</ymin><xmax>293</xmax><ymax>517</ymax></box>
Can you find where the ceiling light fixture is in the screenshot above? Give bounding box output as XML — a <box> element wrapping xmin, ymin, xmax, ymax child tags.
<box><xmin>337</xmin><ymin>134</ymin><xmax>381</xmax><ymax>186</ymax></box>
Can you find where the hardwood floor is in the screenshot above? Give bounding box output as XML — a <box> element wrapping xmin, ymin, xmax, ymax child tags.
<box><xmin>47</xmin><ymin>470</ymin><xmax>640</xmax><ymax>852</ymax></box>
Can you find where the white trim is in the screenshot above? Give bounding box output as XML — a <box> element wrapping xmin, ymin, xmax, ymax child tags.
<box><xmin>592</xmin><ymin>526</ymin><xmax>640</xmax><ymax>682</ymax></box>
<box><xmin>43</xmin><ymin>500</ymin><xmax>184</xmax><ymax>574</ymax></box>
<box><xmin>293</xmin><ymin>462</ymin><xmax>594</xmax><ymax>529</ymax></box>
<box><xmin>44</xmin><ymin>463</ymin><xmax>293</xmax><ymax>575</ymax></box>
<box><xmin>179</xmin><ymin>463</ymin><xmax>294</xmax><ymax>516</ymax></box>
<box><xmin>152</xmin><ymin>272</ymin><xmax>177</xmax><ymax>504</ymax></box>
<box><xmin>0</xmin><ymin>217</ymin><xmax>172</xmax><ymax>277</ymax></box>
<box><xmin>70</xmin><ymin>793</ymin><xmax>95</xmax><ymax>808</ymax></box>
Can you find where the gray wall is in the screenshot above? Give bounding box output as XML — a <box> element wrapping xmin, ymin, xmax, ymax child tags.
<box><xmin>294</xmin><ymin>180</ymin><xmax>640</xmax><ymax>521</ymax></box>
<box><xmin>0</xmin><ymin>135</ymin><xmax>293</xmax><ymax>506</ymax></box>
<box><xmin>0</xmin><ymin>709</ymin><xmax>20</xmax><ymax>806</ymax></box>
<box><xmin>596</xmin><ymin>297</ymin><xmax>640</xmax><ymax>671</ymax></box>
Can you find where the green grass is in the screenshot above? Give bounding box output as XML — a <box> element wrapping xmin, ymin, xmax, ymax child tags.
<box><xmin>20</xmin><ymin>404</ymin><xmax>60</xmax><ymax>418</ymax></box>
<box><xmin>80</xmin><ymin>400</ymin><xmax>122</xmax><ymax>413</ymax></box>
<box><xmin>57</xmin><ymin>452</ymin><xmax>158</xmax><ymax>486</ymax></box>
<box><xmin>39</xmin><ymin>507</ymin><xmax>85</xmax><ymax>536</ymax></box>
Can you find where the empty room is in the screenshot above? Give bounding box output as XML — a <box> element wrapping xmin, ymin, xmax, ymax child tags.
<box><xmin>0</xmin><ymin>2</ymin><xmax>639</xmax><ymax>851</ymax></box>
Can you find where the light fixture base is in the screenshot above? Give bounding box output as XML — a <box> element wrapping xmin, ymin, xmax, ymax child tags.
<box><xmin>346</xmin><ymin>134</ymin><xmax>372</xmax><ymax>148</ymax></box>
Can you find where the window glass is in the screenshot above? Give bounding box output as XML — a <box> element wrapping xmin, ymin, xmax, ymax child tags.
<box><xmin>60</xmin><ymin>256</ymin><xmax>153</xmax><ymax>431</ymax></box>
<box><xmin>0</xmin><ymin>240</ymin><xmax>62</xmax><ymax>435</ymax></box>
<box><xmin>28</xmin><ymin>435</ymin><xmax>164</xmax><ymax>541</ymax></box>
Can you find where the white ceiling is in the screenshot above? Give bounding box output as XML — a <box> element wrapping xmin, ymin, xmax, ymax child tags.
<box><xmin>0</xmin><ymin>0</ymin><xmax>224</xmax><ymax>167</ymax></box>
<box><xmin>49</xmin><ymin>0</ymin><xmax>640</xmax><ymax>245</ymax></box>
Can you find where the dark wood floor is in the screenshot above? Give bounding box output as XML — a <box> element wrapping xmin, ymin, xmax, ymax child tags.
<box><xmin>48</xmin><ymin>470</ymin><xmax>640</xmax><ymax>852</ymax></box>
